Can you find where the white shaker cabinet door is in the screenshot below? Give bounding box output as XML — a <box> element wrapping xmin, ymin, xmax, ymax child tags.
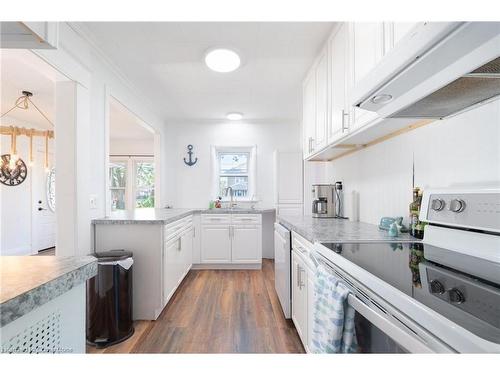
<box><xmin>180</xmin><ymin>229</ymin><xmax>194</xmax><ymax>277</ymax></box>
<box><xmin>350</xmin><ymin>22</ymin><xmax>384</xmax><ymax>131</ymax></box>
<box><xmin>291</xmin><ymin>251</ymin><xmax>308</xmax><ymax>346</ymax></box>
<box><xmin>163</xmin><ymin>238</ymin><xmax>180</xmax><ymax>305</ymax></box>
<box><xmin>231</xmin><ymin>226</ymin><xmax>262</xmax><ymax>263</ymax></box>
<box><xmin>303</xmin><ymin>69</ymin><xmax>316</xmax><ymax>158</ymax></box>
<box><xmin>315</xmin><ymin>47</ymin><xmax>328</xmax><ymax>151</ymax></box>
<box><xmin>200</xmin><ymin>225</ymin><xmax>232</xmax><ymax>263</ymax></box>
<box><xmin>328</xmin><ymin>22</ymin><xmax>350</xmax><ymax>144</ymax></box>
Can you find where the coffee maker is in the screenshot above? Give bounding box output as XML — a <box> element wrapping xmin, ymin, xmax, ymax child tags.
<box><xmin>311</xmin><ymin>184</ymin><xmax>336</xmax><ymax>218</ymax></box>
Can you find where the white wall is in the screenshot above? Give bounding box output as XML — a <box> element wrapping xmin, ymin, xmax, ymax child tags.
<box><xmin>110</xmin><ymin>138</ymin><xmax>154</xmax><ymax>156</ymax></box>
<box><xmin>0</xmin><ymin>116</ymin><xmax>55</xmax><ymax>255</ymax></box>
<box><xmin>168</xmin><ymin>120</ymin><xmax>301</xmax><ymax>209</ymax></box>
<box><xmin>325</xmin><ymin>99</ymin><xmax>500</xmax><ymax>226</ymax></box>
<box><xmin>31</xmin><ymin>23</ymin><xmax>169</xmax><ymax>255</ymax></box>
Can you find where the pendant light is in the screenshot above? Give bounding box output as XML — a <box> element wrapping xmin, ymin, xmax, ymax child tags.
<box><xmin>0</xmin><ymin>90</ymin><xmax>54</xmax><ymax>173</ymax></box>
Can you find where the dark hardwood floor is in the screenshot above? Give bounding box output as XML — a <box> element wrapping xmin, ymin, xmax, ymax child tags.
<box><xmin>88</xmin><ymin>259</ymin><xmax>305</xmax><ymax>354</ymax></box>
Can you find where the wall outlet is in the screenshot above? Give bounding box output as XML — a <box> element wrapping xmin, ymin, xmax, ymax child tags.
<box><xmin>89</xmin><ymin>195</ymin><xmax>97</xmax><ymax>209</ymax></box>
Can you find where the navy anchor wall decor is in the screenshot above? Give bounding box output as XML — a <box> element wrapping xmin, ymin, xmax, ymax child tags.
<box><xmin>183</xmin><ymin>144</ymin><xmax>198</xmax><ymax>166</ymax></box>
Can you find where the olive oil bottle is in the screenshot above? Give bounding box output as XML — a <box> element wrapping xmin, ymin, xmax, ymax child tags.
<box><xmin>409</xmin><ymin>187</ymin><xmax>424</xmax><ymax>239</ymax></box>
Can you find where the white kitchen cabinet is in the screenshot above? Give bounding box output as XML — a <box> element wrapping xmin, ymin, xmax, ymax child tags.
<box><xmin>315</xmin><ymin>47</ymin><xmax>329</xmax><ymax>150</ymax></box>
<box><xmin>306</xmin><ymin>267</ymin><xmax>316</xmax><ymax>352</ymax></box>
<box><xmin>303</xmin><ymin>68</ymin><xmax>316</xmax><ymax>157</ymax></box>
<box><xmin>273</xmin><ymin>150</ymin><xmax>303</xmax><ymax>215</ymax></box>
<box><xmin>292</xmin><ymin>250</ymin><xmax>308</xmax><ymax>345</ymax></box>
<box><xmin>276</xmin><ymin>204</ymin><xmax>303</xmax><ymax>216</ymax></box>
<box><xmin>180</xmin><ymin>228</ymin><xmax>194</xmax><ymax>278</ymax></box>
<box><xmin>232</xmin><ymin>225</ymin><xmax>261</xmax><ymax>263</ymax></box>
<box><xmin>328</xmin><ymin>22</ymin><xmax>350</xmax><ymax>144</ymax></box>
<box><xmin>163</xmin><ymin>237</ymin><xmax>180</xmax><ymax>304</ymax></box>
<box><xmin>349</xmin><ymin>22</ymin><xmax>385</xmax><ymax>131</ymax></box>
<box><xmin>200</xmin><ymin>225</ymin><xmax>232</xmax><ymax>263</ymax></box>
<box><xmin>384</xmin><ymin>22</ymin><xmax>420</xmax><ymax>53</ymax></box>
<box><xmin>199</xmin><ymin>214</ymin><xmax>262</xmax><ymax>267</ymax></box>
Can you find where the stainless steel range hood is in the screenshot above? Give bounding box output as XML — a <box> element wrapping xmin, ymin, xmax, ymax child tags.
<box><xmin>391</xmin><ymin>57</ymin><xmax>500</xmax><ymax>118</ymax></box>
<box><xmin>352</xmin><ymin>22</ymin><xmax>500</xmax><ymax>120</ymax></box>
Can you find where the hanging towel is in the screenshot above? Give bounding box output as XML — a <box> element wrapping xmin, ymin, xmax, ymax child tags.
<box><xmin>310</xmin><ymin>264</ymin><xmax>357</xmax><ymax>353</ymax></box>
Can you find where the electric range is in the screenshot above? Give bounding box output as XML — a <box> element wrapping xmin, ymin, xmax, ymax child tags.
<box><xmin>319</xmin><ymin>188</ymin><xmax>500</xmax><ymax>352</ymax></box>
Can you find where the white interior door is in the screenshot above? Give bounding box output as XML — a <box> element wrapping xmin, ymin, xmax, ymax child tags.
<box><xmin>31</xmin><ymin>147</ymin><xmax>56</xmax><ymax>252</ymax></box>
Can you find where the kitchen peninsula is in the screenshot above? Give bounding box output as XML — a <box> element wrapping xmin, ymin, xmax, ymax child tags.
<box><xmin>0</xmin><ymin>256</ymin><xmax>97</xmax><ymax>353</ymax></box>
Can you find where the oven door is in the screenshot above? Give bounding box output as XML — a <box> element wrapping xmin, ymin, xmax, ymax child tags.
<box><xmin>314</xmin><ymin>253</ymin><xmax>453</xmax><ymax>353</ymax></box>
<box><xmin>348</xmin><ymin>294</ymin><xmax>430</xmax><ymax>353</ymax></box>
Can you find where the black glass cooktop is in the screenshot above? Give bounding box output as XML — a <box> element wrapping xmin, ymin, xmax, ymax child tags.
<box><xmin>320</xmin><ymin>242</ymin><xmax>423</xmax><ymax>297</ymax></box>
<box><xmin>319</xmin><ymin>241</ymin><xmax>500</xmax><ymax>345</ymax></box>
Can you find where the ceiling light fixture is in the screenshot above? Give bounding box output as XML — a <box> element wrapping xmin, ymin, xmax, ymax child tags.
<box><xmin>226</xmin><ymin>112</ymin><xmax>243</xmax><ymax>121</ymax></box>
<box><xmin>205</xmin><ymin>49</ymin><xmax>241</xmax><ymax>73</ymax></box>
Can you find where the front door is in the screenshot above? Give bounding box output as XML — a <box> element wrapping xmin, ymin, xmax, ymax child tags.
<box><xmin>31</xmin><ymin>147</ymin><xmax>55</xmax><ymax>253</ymax></box>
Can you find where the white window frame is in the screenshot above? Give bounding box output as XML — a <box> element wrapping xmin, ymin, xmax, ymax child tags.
<box><xmin>211</xmin><ymin>145</ymin><xmax>257</xmax><ymax>202</ymax></box>
<box><xmin>109</xmin><ymin>156</ymin><xmax>155</xmax><ymax>211</ymax></box>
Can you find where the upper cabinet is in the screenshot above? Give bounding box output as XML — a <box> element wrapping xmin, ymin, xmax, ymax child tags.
<box><xmin>301</xmin><ymin>22</ymin><xmax>423</xmax><ymax>160</ymax></box>
<box><xmin>384</xmin><ymin>22</ymin><xmax>420</xmax><ymax>54</ymax></box>
<box><xmin>302</xmin><ymin>69</ymin><xmax>316</xmax><ymax>158</ymax></box>
<box><xmin>0</xmin><ymin>22</ymin><xmax>59</xmax><ymax>49</ymax></box>
<box><xmin>328</xmin><ymin>23</ymin><xmax>349</xmax><ymax>144</ymax></box>
<box><xmin>314</xmin><ymin>47</ymin><xmax>329</xmax><ymax>151</ymax></box>
<box><xmin>349</xmin><ymin>22</ymin><xmax>385</xmax><ymax>131</ymax></box>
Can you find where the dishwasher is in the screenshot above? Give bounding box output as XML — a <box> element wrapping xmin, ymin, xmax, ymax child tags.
<box><xmin>274</xmin><ymin>222</ymin><xmax>291</xmax><ymax>319</ymax></box>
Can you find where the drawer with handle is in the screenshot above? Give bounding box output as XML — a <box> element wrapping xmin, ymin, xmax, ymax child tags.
<box><xmin>231</xmin><ymin>214</ymin><xmax>261</xmax><ymax>225</ymax></box>
<box><xmin>201</xmin><ymin>214</ymin><xmax>231</xmax><ymax>225</ymax></box>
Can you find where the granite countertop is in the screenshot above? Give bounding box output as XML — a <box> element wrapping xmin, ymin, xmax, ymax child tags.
<box><xmin>92</xmin><ymin>207</ymin><xmax>276</xmax><ymax>225</ymax></box>
<box><xmin>277</xmin><ymin>215</ymin><xmax>421</xmax><ymax>244</ymax></box>
<box><xmin>0</xmin><ymin>256</ymin><xmax>97</xmax><ymax>327</ymax></box>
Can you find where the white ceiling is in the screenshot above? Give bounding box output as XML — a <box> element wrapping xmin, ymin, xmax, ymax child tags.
<box><xmin>0</xmin><ymin>49</ymin><xmax>60</xmax><ymax>129</ymax></box>
<box><xmin>78</xmin><ymin>22</ymin><xmax>334</xmax><ymax>123</ymax></box>
<box><xmin>110</xmin><ymin>97</ymin><xmax>154</xmax><ymax>140</ymax></box>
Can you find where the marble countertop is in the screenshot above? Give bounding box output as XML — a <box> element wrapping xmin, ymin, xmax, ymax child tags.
<box><xmin>277</xmin><ymin>215</ymin><xmax>421</xmax><ymax>244</ymax></box>
<box><xmin>0</xmin><ymin>256</ymin><xmax>97</xmax><ymax>327</ymax></box>
<box><xmin>92</xmin><ymin>207</ymin><xmax>276</xmax><ymax>225</ymax></box>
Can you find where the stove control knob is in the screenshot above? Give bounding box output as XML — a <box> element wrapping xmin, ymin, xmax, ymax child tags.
<box><xmin>449</xmin><ymin>199</ymin><xmax>466</xmax><ymax>213</ymax></box>
<box><xmin>431</xmin><ymin>198</ymin><xmax>445</xmax><ymax>211</ymax></box>
<box><xmin>429</xmin><ymin>280</ymin><xmax>445</xmax><ymax>295</ymax></box>
<box><xmin>448</xmin><ymin>288</ymin><xmax>465</xmax><ymax>304</ymax></box>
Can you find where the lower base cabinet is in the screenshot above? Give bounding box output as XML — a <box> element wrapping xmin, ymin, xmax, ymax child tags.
<box><xmin>163</xmin><ymin>218</ymin><xmax>194</xmax><ymax>306</ymax></box>
<box><xmin>200</xmin><ymin>225</ymin><xmax>232</xmax><ymax>263</ymax></box>
<box><xmin>231</xmin><ymin>226</ymin><xmax>261</xmax><ymax>263</ymax></box>
<box><xmin>291</xmin><ymin>232</ymin><xmax>317</xmax><ymax>352</ymax></box>
<box><xmin>292</xmin><ymin>250</ymin><xmax>308</xmax><ymax>346</ymax></box>
<box><xmin>199</xmin><ymin>214</ymin><xmax>262</xmax><ymax>267</ymax></box>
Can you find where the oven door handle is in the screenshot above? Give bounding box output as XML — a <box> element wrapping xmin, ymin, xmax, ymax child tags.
<box><xmin>347</xmin><ymin>294</ymin><xmax>435</xmax><ymax>353</ymax></box>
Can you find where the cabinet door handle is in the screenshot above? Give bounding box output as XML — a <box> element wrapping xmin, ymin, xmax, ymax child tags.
<box><xmin>342</xmin><ymin>109</ymin><xmax>349</xmax><ymax>133</ymax></box>
<box><xmin>297</xmin><ymin>264</ymin><xmax>300</xmax><ymax>288</ymax></box>
<box><xmin>177</xmin><ymin>238</ymin><xmax>182</xmax><ymax>251</ymax></box>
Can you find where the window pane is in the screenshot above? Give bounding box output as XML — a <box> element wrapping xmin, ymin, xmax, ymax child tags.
<box><xmin>109</xmin><ymin>162</ymin><xmax>127</xmax><ymax>188</ymax></box>
<box><xmin>136</xmin><ymin>188</ymin><xmax>155</xmax><ymax>208</ymax></box>
<box><xmin>135</xmin><ymin>161</ymin><xmax>155</xmax><ymax>208</ymax></box>
<box><xmin>136</xmin><ymin>162</ymin><xmax>155</xmax><ymax>187</ymax></box>
<box><xmin>219</xmin><ymin>153</ymin><xmax>249</xmax><ymax>175</ymax></box>
<box><xmin>111</xmin><ymin>189</ymin><xmax>126</xmax><ymax>211</ymax></box>
<box><xmin>219</xmin><ymin>176</ymin><xmax>248</xmax><ymax>198</ymax></box>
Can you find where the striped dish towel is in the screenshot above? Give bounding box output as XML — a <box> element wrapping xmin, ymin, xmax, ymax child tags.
<box><xmin>310</xmin><ymin>264</ymin><xmax>357</xmax><ymax>353</ymax></box>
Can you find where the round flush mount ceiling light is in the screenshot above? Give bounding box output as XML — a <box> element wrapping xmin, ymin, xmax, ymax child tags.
<box><xmin>226</xmin><ymin>112</ymin><xmax>243</xmax><ymax>121</ymax></box>
<box><xmin>205</xmin><ymin>49</ymin><xmax>241</xmax><ymax>73</ymax></box>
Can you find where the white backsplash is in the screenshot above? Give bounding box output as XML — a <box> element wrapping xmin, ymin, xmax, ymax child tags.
<box><xmin>322</xmin><ymin>99</ymin><xmax>500</xmax><ymax>226</ymax></box>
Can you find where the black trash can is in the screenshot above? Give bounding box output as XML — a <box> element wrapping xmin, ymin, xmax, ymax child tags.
<box><xmin>86</xmin><ymin>249</ymin><xmax>134</xmax><ymax>348</ymax></box>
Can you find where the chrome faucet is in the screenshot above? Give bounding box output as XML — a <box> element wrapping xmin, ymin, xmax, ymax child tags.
<box><xmin>224</xmin><ymin>187</ymin><xmax>237</xmax><ymax>208</ymax></box>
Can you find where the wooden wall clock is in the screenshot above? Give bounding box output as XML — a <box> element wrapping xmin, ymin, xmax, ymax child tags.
<box><xmin>0</xmin><ymin>154</ymin><xmax>28</xmax><ymax>186</ymax></box>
